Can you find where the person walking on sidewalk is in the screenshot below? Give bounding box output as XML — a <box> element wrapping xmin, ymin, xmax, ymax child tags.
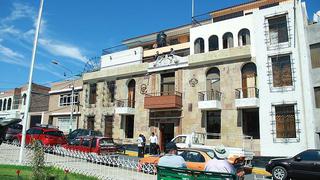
<box><xmin>137</xmin><ymin>134</ymin><xmax>145</xmax><ymax>158</ymax></box>
<box><xmin>149</xmin><ymin>132</ymin><xmax>158</xmax><ymax>155</ymax></box>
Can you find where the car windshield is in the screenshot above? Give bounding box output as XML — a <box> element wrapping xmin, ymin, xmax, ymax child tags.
<box><xmin>99</xmin><ymin>138</ymin><xmax>114</xmax><ymax>146</ymax></box>
<box><xmin>200</xmin><ymin>149</ymin><xmax>215</xmax><ymax>159</ymax></box>
<box><xmin>45</xmin><ymin>131</ymin><xmax>64</xmax><ymax>137</ymax></box>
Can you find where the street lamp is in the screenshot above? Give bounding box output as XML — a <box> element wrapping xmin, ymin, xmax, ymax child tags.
<box><xmin>51</xmin><ymin>60</ymin><xmax>75</xmax><ymax>134</ymax></box>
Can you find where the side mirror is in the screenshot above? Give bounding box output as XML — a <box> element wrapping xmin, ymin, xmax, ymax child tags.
<box><xmin>295</xmin><ymin>156</ymin><xmax>302</xmax><ymax>161</ymax></box>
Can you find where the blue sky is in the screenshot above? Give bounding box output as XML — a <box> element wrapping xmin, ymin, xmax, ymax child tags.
<box><xmin>0</xmin><ymin>0</ymin><xmax>319</xmax><ymax>90</ymax></box>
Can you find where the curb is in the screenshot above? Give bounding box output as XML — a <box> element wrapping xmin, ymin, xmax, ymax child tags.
<box><xmin>125</xmin><ymin>150</ymin><xmax>150</xmax><ymax>157</ymax></box>
<box><xmin>252</xmin><ymin>167</ymin><xmax>271</xmax><ymax>176</ymax></box>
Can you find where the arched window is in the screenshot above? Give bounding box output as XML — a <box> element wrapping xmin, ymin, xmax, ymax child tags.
<box><xmin>194</xmin><ymin>38</ymin><xmax>204</xmax><ymax>54</ymax></box>
<box><xmin>128</xmin><ymin>79</ymin><xmax>136</xmax><ymax>108</ymax></box>
<box><xmin>0</xmin><ymin>99</ymin><xmax>2</xmax><ymax>111</ymax></box>
<box><xmin>206</xmin><ymin>67</ymin><xmax>220</xmax><ymax>101</ymax></box>
<box><xmin>22</xmin><ymin>94</ymin><xmax>26</xmax><ymax>105</ymax></box>
<box><xmin>241</xmin><ymin>63</ymin><xmax>257</xmax><ymax>98</ymax></box>
<box><xmin>3</xmin><ymin>99</ymin><xmax>7</xmax><ymax>111</ymax></box>
<box><xmin>238</xmin><ymin>29</ymin><xmax>250</xmax><ymax>46</ymax></box>
<box><xmin>208</xmin><ymin>35</ymin><xmax>219</xmax><ymax>51</ymax></box>
<box><xmin>7</xmin><ymin>98</ymin><xmax>12</xmax><ymax>110</ymax></box>
<box><xmin>223</xmin><ymin>32</ymin><xmax>234</xmax><ymax>49</ymax></box>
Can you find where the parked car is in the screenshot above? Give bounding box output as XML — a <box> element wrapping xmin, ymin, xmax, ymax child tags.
<box><xmin>13</xmin><ymin>125</ymin><xmax>67</xmax><ymax>146</ymax></box>
<box><xmin>265</xmin><ymin>149</ymin><xmax>320</xmax><ymax>180</ymax></box>
<box><xmin>0</xmin><ymin>118</ymin><xmax>21</xmax><ymax>145</ymax></box>
<box><xmin>138</xmin><ymin>148</ymin><xmax>249</xmax><ymax>174</ymax></box>
<box><xmin>5</xmin><ymin>123</ymin><xmax>22</xmax><ymax>142</ymax></box>
<box><xmin>63</xmin><ymin>136</ymin><xmax>118</xmax><ymax>155</ymax></box>
<box><xmin>67</xmin><ymin>129</ymin><xmax>103</xmax><ymax>143</ymax></box>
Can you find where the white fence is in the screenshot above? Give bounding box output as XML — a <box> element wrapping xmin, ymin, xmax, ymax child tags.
<box><xmin>0</xmin><ymin>143</ymin><xmax>156</xmax><ymax>180</ymax></box>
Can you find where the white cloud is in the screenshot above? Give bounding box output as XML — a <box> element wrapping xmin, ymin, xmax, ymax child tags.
<box><xmin>0</xmin><ymin>44</ymin><xmax>24</xmax><ymax>59</ymax></box>
<box><xmin>39</xmin><ymin>39</ymin><xmax>88</xmax><ymax>63</ymax></box>
<box><xmin>1</xmin><ymin>2</ymin><xmax>35</xmax><ymax>24</ymax></box>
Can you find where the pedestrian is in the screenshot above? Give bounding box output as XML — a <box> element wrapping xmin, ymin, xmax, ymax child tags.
<box><xmin>137</xmin><ymin>134</ymin><xmax>144</xmax><ymax>158</ymax></box>
<box><xmin>149</xmin><ymin>132</ymin><xmax>158</xmax><ymax>155</ymax></box>
<box><xmin>205</xmin><ymin>145</ymin><xmax>236</xmax><ymax>174</ymax></box>
<box><xmin>158</xmin><ymin>142</ymin><xmax>187</xmax><ymax>168</ymax></box>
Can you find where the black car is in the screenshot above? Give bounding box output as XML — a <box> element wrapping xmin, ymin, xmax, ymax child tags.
<box><xmin>5</xmin><ymin>123</ymin><xmax>22</xmax><ymax>142</ymax></box>
<box><xmin>265</xmin><ymin>149</ymin><xmax>320</xmax><ymax>180</ymax></box>
<box><xmin>0</xmin><ymin>118</ymin><xmax>21</xmax><ymax>145</ymax></box>
<box><xmin>67</xmin><ymin>129</ymin><xmax>103</xmax><ymax>143</ymax></box>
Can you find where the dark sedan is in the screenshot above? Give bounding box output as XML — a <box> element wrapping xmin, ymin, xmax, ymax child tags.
<box><xmin>265</xmin><ymin>149</ymin><xmax>320</xmax><ymax>180</ymax></box>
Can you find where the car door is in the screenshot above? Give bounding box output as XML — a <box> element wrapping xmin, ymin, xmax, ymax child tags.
<box><xmin>179</xmin><ymin>150</ymin><xmax>206</xmax><ymax>171</ymax></box>
<box><xmin>290</xmin><ymin>150</ymin><xmax>320</xmax><ymax>179</ymax></box>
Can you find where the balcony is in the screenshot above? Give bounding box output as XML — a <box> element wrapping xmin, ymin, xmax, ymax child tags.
<box><xmin>144</xmin><ymin>91</ymin><xmax>182</xmax><ymax>109</ymax></box>
<box><xmin>143</xmin><ymin>42</ymin><xmax>190</xmax><ymax>58</ymax></box>
<box><xmin>235</xmin><ymin>87</ymin><xmax>259</xmax><ymax>109</ymax></box>
<box><xmin>115</xmin><ymin>99</ymin><xmax>135</xmax><ymax>115</ymax></box>
<box><xmin>189</xmin><ymin>45</ymin><xmax>251</xmax><ymax>66</ymax></box>
<box><xmin>198</xmin><ymin>91</ymin><xmax>222</xmax><ymax>110</ymax></box>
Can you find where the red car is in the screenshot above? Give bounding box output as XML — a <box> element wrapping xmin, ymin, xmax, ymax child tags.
<box><xmin>14</xmin><ymin>126</ymin><xmax>67</xmax><ymax>146</ymax></box>
<box><xmin>62</xmin><ymin>136</ymin><xmax>117</xmax><ymax>155</ymax></box>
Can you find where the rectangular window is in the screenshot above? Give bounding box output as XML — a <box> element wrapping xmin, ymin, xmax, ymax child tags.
<box><xmin>161</xmin><ymin>73</ymin><xmax>175</xmax><ymax>95</ymax></box>
<box><xmin>89</xmin><ymin>84</ymin><xmax>97</xmax><ymax>104</ymax></box>
<box><xmin>271</xmin><ymin>55</ymin><xmax>293</xmax><ymax>87</ymax></box>
<box><xmin>125</xmin><ymin>115</ymin><xmax>134</xmax><ymax>138</ymax></box>
<box><xmin>310</xmin><ymin>43</ymin><xmax>320</xmax><ymax>68</ymax></box>
<box><xmin>206</xmin><ymin>111</ymin><xmax>221</xmax><ymax>139</ymax></box>
<box><xmin>107</xmin><ymin>81</ymin><xmax>115</xmax><ymax>103</ymax></box>
<box><xmin>315</xmin><ymin>87</ymin><xmax>320</xmax><ymax>108</ymax></box>
<box><xmin>275</xmin><ymin>105</ymin><xmax>296</xmax><ymax>138</ymax></box>
<box><xmin>59</xmin><ymin>93</ymin><xmax>79</xmax><ymax>106</ymax></box>
<box><xmin>268</xmin><ymin>15</ymin><xmax>289</xmax><ymax>44</ymax></box>
<box><xmin>87</xmin><ymin>116</ymin><xmax>95</xmax><ymax>130</ymax></box>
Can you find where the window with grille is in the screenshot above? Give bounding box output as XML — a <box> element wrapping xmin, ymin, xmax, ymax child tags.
<box><xmin>268</xmin><ymin>15</ymin><xmax>289</xmax><ymax>44</ymax></box>
<box><xmin>59</xmin><ymin>93</ymin><xmax>79</xmax><ymax>106</ymax></box>
<box><xmin>275</xmin><ymin>104</ymin><xmax>296</xmax><ymax>138</ymax></box>
<box><xmin>310</xmin><ymin>43</ymin><xmax>320</xmax><ymax>68</ymax></box>
<box><xmin>315</xmin><ymin>87</ymin><xmax>320</xmax><ymax>108</ymax></box>
<box><xmin>271</xmin><ymin>55</ymin><xmax>293</xmax><ymax>87</ymax></box>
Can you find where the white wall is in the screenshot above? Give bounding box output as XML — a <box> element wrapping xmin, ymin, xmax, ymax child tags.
<box><xmin>101</xmin><ymin>47</ymin><xmax>143</xmax><ymax>69</ymax></box>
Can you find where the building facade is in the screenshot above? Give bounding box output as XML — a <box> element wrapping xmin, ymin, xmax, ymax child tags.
<box><xmin>44</xmin><ymin>79</ymin><xmax>83</xmax><ymax>134</ymax></box>
<box><xmin>0</xmin><ymin>83</ymin><xmax>50</xmax><ymax>128</ymax></box>
<box><xmin>82</xmin><ymin>0</ymin><xmax>319</xmax><ymax>156</ymax></box>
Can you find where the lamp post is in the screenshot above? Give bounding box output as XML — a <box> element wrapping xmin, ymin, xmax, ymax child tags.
<box><xmin>52</xmin><ymin>60</ymin><xmax>74</xmax><ymax>134</ymax></box>
<box><xmin>19</xmin><ymin>0</ymin><xmax>44</xmax><ymax>164</ymax></box>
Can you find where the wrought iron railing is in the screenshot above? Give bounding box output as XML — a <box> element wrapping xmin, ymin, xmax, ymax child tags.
<box><xmin>115</xmin><ymin>99</ymin><xmax>135</xmax><ymax>108</ymax></box>
<box><xmin>198</xmin><ymin>90</ymin><xmax>222</xmax><ymax>101</ymax></box>
<box><xmin>145</xmin><ymin>91</ymin><xmax>182</xmax><ymax>97</ymax></box>
<box><xmin>235</xmin><ymin>87</ymin><xmax>259</xmax><ymax>99</ymax></box>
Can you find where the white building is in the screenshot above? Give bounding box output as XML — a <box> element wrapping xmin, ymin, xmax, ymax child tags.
<box><xmin>190</xmin><ymin>0</ymin><xmax>319</xmax><ymax>156</ymax></box>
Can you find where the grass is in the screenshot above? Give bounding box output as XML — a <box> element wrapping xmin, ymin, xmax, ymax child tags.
<box><xmin>0</xmin><ymin>164</ymin><xmax>98</xmax><ymax>180</ymax></box>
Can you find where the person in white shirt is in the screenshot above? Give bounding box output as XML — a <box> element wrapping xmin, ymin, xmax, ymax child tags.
<box><xmin>205</xmin><ymin>145</ymin><xmax>236</xmax><ymax>174</ymax></box>
<box><xmin>149</xmin><ymin>132</ymin><xmax>158</xmax><ymax>155</ymax></box>
<box><xmin>137</xmin><ymin>134</ymin><xmax>144</xmax><ymax>158</ymax></box>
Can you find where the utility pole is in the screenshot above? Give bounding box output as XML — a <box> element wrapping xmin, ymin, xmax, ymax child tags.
<box><xmin>70</xmin><ymin>79</ymin><xmax>74</xmax><ymax>133</ymax></box>
<box><xmin>19</xmin><ymin>0</ymin><xmax>44</xmax><ymax>164</ymax></box>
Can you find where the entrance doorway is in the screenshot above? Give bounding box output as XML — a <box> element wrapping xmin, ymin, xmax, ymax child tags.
<box><xmin>159</xmin><ymin>123</ymin><xmax>174</xmax><ymax>152</ymax></box>
<box><xmin>104</xmin><ymin>116</ymin><xmax>113</xmax><ymax>137</ymax></box>
<box><xmin>242</xmin><ymin>108</ymin><xmax>260</xmax><ymax>139</ymax></box>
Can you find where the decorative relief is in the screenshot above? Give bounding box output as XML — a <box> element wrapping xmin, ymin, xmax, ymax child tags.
<box><xmin>140</xmin><ymin>84</ymin><xmax>147</xmax><ymax>94</ymax></box>
<box><xmin>189</xmin><ymin>75</ymin><xmax>198</xmax><ymax>87</ymax></box>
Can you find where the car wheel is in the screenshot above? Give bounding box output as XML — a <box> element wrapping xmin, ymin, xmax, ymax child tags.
<box><xmin>12</xmin><ymin>138</ymin><xmax>20</xmax><ymax>146</ymax></box>
<box><xmin>272</xmin><ymin>166</ymin><xmax>288</xmax><ymax>180</ymax></box>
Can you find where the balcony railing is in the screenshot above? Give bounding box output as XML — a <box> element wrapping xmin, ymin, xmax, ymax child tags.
<box><xmin>145</xmin><ymin>91</ymin><xmax>182</xmax><ymax>97</ymax></box>
<box><xmin>115</xmin><ymin>99</ymin><xmax>135</xmax><ymax>108</ymax></box>
<box><xmin>235</xmin><ymin>87</ymin><xmax>259</xmax><ymax>99</ymax></box>
<box><xmin>198</xmin><ymin>90</ymin><xmax>222</xmax><ymax>101</ymax></box>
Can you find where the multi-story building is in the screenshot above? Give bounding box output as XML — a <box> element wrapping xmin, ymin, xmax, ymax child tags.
<box><xmin>82</xmin><ymin>0</ymin><xmax>319</xmax><ymax>156</ymax></box>
<box><xmin>0</xmin><ymin>83</ymin><xmax>50</xmax><ymax>128</ymax></box>
<box><xmin>44</xmin><ymin>79</ymin><xmax>83</xmax><ymax>133</ymax></box>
